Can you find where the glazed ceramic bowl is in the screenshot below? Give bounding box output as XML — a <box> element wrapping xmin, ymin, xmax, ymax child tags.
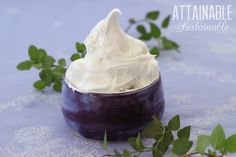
<box><xmin>61</xmin><ymin>75</ymin><xmax>165</xmax><ymax>141</ymax></box>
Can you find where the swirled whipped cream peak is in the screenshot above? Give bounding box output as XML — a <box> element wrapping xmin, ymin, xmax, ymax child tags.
<box><xmin>65</xmin><ymin>8</ymin><xmax>160</xmax><ymax>93</ymax></box>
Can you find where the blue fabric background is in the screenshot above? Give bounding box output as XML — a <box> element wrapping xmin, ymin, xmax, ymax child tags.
<box><xmin>0</xmin><ymin>0</ymin><xmax>236</xmax><ymax>156</ymax></box>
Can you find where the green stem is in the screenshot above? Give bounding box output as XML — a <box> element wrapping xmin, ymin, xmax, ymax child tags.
<box><xmin>124</xmin><ymin>19</ymin><xmax>148</xmax><ymax>33</ymax></box>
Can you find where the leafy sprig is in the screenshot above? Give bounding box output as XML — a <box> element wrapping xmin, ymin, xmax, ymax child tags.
<box><xmin>17</xmin><ymin>10</ymin><xmax>179</xmax><ymax>92</ymax></box>
<box><xmin>102</xmin><ymin>115</ymin><xmax>236</xmax><ymax>157</ymax></box>
<box><xmin>125</xmin><ymin>10</ymin><xmax>180</xmax><ymax>56</ymax></box>
<box><xmin>17</xmin><ymin>43</ymin><xmax>86</xmax><ymax>92</ymax></box>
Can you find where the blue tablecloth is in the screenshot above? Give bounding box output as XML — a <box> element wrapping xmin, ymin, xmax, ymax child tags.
<box><xmin>0</xmin><ymin>0</ymin><xmax>236</xmax><ymax>156</ymax></box>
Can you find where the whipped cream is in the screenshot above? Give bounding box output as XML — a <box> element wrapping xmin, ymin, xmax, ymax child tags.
<box><xmin>65</xmin><ymin>8</ymin><xmax>160</xmax><ymax>93</ymax></box>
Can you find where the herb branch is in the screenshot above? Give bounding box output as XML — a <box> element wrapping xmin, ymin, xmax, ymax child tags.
<box><xmin>17</xmin><ymin>10</ymin><xmax>179</xmax><ymax>92</ymax></box>
<box><xmin>16</xmin><ymin>42</ymin><xmax>86</xmax><ymax>92</ymax></box>
<box><xmin>102</xmin><ymin>115</ymin><xmax>236</xmax><ymax>157</ymax></box>
<box><xmin>125</xmin><ymin>10</ymin><xmax>179</xmax><ymax>56</ymax></box>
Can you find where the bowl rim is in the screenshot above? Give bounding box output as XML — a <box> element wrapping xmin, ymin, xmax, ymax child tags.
<box><xmin>64</xmin><ymin>74</ymin><xmax>162</xmax><ymax>96</ymax></box>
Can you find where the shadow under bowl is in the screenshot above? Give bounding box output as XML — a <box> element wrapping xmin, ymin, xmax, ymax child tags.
<box><xmin>61</xmin><ymin>75</ymin><xmax>165</xmax><ymax>141</ymax></box>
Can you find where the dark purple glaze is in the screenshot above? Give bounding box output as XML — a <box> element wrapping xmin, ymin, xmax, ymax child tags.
<box><xmin>61</xmin><ymin>75</ymin><xmax>165</xmax><ymax>141</ymax></box>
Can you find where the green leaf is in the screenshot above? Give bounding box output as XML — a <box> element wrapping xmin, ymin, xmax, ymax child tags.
<box><xmin>152</xmin><ymin>149</ymin><xmax>163</xmax><ymax>157</ymax></box>
<box><xmin>142</xmin><ymin>118</ymin><xmax>163</xmax><ymax>138</ymax></box>
<box><xmin>28</xmin><ymin>45</ymin><xmax>39</xmax><ymax>61</ymax></box>
<box><xmin>211</xmin><ymin>124</ymin><xmax>225</xmax><ymax>150</ymax></box>
<box><xmin>103</xmin><ymin>130</ymin><xmax>108</xmax><ymax>150</ymax></box>
<box><xmin>168</xmin><ymin>115</ymin><xmax>180</xmax><ymax>131</ymax></box>
<box><xmin>32</xmin><ymin>63</ymin><xmax>42</xmax><ymax>69</ymax></box>
<box><xmin>156</xmin><ymin>129</ymin><xmax>173</xmax><ymax>154</ymax></box>
<box><xmin>76</xmin><ymin>42</ymin><xmax>86</xmax><ymax>52</ymax></box>
<box><xmin>150</xmin><ymin>23</ymin><xmax>161</xmax><ymax>38</ymax></box>
<box><xmin>150</xmin><ymin>47</ymin><xmax>160</xmax><ymax>56</ymax></box>
<box><xmin>177</xmin><ymin>126</ymin><xmax>191</xmax><ymax>139</ymax></box>
<box><xmin>58</xmin><ymin>58</ymin><xmax>66</xmax><ymax>67</ymax></box>
<box><xmin>42</xmin><ymin>56</ymin><xmax>55</xmax><ymax>68</ymax></box>
<box><xmin>157</xmin><ymin>141</ymin><xmax>169</xmax><ymax>154</ymax></box>
<box><xmin>52</xmin><ymin>66</ymin><xmax>65</xmax><ymax>80</ymax></box>
<box><xmin>53</xmin><ymin>82</ymin><xmax>62</xmax><ymax>92</ymax></box>
<box><xmin>161</xmin><ymin>15</ymin><xmax>171</xmax><ymax>28</ymax></box>
<box><xmin>136</xmin><ymin>25</ymin><xmax>146</xmax><ymax>34</ymax></box>
<box><xmin>17</xmin><ymin>60</ymin><xmax>32</xmax><ymax>70</ymax></box>
<box><xmin>33</xmin><ymin>80</ymin><xmax>46</xmax><ymax>90</ymax></box>
<box><xmin>123</xmin><ymin>149</ymin><xmax>131</xmax><ymax>157</ymax></box>
<box><xmin>225</xmin><ymin>134</ymin><xmax>236</xmax><ymax>153</ymax></box>
<box><xmin>195</xmin><ymin>135</ymin><xmax>211</xmax><ymax>154</ymax></box>
<box><xmin>163</xmin><ymin>129</ymin><xmax>174</xmax><ymax>145</ymax></box>
<box><xmin>172</xmin><ymin>139</ymin><xmax>193</xmax><ymax>156</ymax></box>
<box><xmin>162</xmin><ymin>37</ymin><xmax>179</xmax><ymax>51</ymax></box>
<box><xmin>113</xmin><ymin>149</ymin><xmax>121</xmax><ymax>156</ymax></box>
<box><xmin>70</xmin><ymin>53</ymin><xmax>81</xmax><ymax>61</ymax></box>
<box><xmin>146</xmin><ymin>11</ymin><xmax>160</xmax><ymax>20</ymax></box>
<box><xmin>39</xmin><ymin>69</ymin><xmax>53</xmax><ymax>86</ymax></box>
<box><xmin>128</xmin><ymin>134</ymin><xmax>144</xmax><ymax>151</ymax></box>
<box><xmin>128</xmin><ymin>137</ymin><xmax>136</xmax><ymax>150</ymax></box>
<box><xmin>135</xmin><ymin>133</ymin><xmax>144</xmax><ymax>150</ymax></box>
<box><xmin>38</xmin><ymin>49</ymin><xmax>47</xmax><ymax>60</ymax></box>
<box><xmin>154</xmin><ymin>133</ymin><xmax>162</xmax><ymax>141</ymax></box>
<box><xmin>139</xmin><ymin>33</ymin><xmax>152</xmax><ymax>41</ymax></box>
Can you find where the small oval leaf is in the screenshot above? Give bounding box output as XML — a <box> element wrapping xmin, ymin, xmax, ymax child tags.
<box><xmin>162</xmin><ymin>15</ymin><xmax>171</xmax><ymax>28</ymax></box>
<box><xmin>33</xmin><ymin>80</ymin><xmax>46</xmax><ymax>90</ymax></box>
<box><xmin>146</xmin><ymin>11</ymin><xmax>160</xmax><ymax>20</ymax></box>
<box><xmin>150</xmin><ymin>23</ymin><xmax>161</xmax><ymax>38</ymax></box>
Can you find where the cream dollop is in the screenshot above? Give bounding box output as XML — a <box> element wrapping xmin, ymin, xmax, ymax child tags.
<box><xmin>65</xmin><ymin>8</ymin><xmax>159</xmax><ymax>93</ymax></box>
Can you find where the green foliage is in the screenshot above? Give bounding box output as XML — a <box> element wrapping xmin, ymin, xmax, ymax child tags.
<box><xmin>136</xmin><ymin>25</ymin><xmax>146</xmax><ymax>34</ymax></box>
<box><xmin>17</xmin><ymin>60</ymin><xmax>32</xmax><ymax>70</ymax></box>
<box><xmin>142</xmin><ymin>117</ymin><xmax>163</xmax><ymax>138</ymax></box>
<box><xmin>195</xmin><ymin>135</ymin><xmax>211</xmax><ymax>154</ymax></box>
<box><xmin>193</xmin><ymin>124</ymin><xmax>236</xmax><ymax>157</ymax></box>
<box><xmin>146</xmin><ymin>11</ymin><xmax>160</xmax><ymax>20</ymax></box>
<box><xmin>72</xmin><ymin>42</ymin><xmax>86</xmax><ymax>60</ymax></box>
<box><xmin>161</xmin><ymin>15</ymin><xmax>171</xmax><ymax>28</ymax></box>
<box><xmin>102</xmin><ymin>115</ymin><xmax>236</xmax><ymax>157</ymax></box>
<box><xmin>123</xmin><ymin>149</ymin><xmax>131</xmax><ymax>157</ymax></box>
<box><xmin>150</xmin><ymin>23</ymin><xmax>161</xmax><ymax>38</ymax></box>
<box><xmin>103</xmin><ymin>130</ymin><xmax>108</xmax><ymax>150</ymax></box>
<box><xmin>177</xmin><ymin>126</ymin><xmax>191</xmax><ymax>139</ymax></box>
<box><xmin>16</xmin><ymin>45</ymin><xmax>70</xmax><ymax>92</ymax></box>
<box><xmin>150</xmin><ymin>47</ymin><xmax>160</xmax><ymax>57</ymax></box>
<box><xmin>152</xmin><ymin>149</ymin><xmax>162</xmax><ymax>157</ymax></box>
<box><xmin>172</xmin><ymin>138</ymin><xmax>193</xmax><ymax>155</ymax></box>
<box><xmin>162</xmin><ymin>36</ymin><xmax>180</xmax><ymax>51</ymax></box>
<box><xmin>16</xmin><ymin>41</ymin><xmax>87</xmax><ymax>92</ymax></box>
<box><xmin>168</xmin><ymin>115</ymin><xmax>180</xmax><ymax>131</ymax></box>
<box><xmin>76</xmin><ymin>42</ymin><xmax>86</xmax><ymax>52</ymax></box>
<box><xmin>53</xmin><ymin>81</ymin><xmax>62</xmax><ymax>92</ymax></box>
<box><xmin>128</xmin><ymin>133</ymin><xmax>144</xmax><ymax>151</ymax></box>
<box><xmin>58</xmin><ymin>58</ymin><xmax>66</xmax><ymax>66</ymax></box>
<box><xmin>70</xmin><ymin>53</ymin><xmax>80</xmax><ymax>61</ymax></box>
<box><xmin>33</xmin><ymin>80</ymin><xmax>46</xmax><ymax>90</ymax></box>
<box><xmin>139</xmin><ymin>33</ymin><xmax>152</xmax><ymax>41</ymax></box>
<box><xmin>225</xmin><ymin>134</ymin><xmax>236</xmax><ymax>153</ymax></box>
<box><xmin>210</xmin><ymin>124</ymin><xmax>225</xmax><ymax>150</ymax></box>
<box><xmin>128</xmin><ymin>10</ymin><xmax>179</xmax><ymax>54</ymax></box>
<box><xmin>70</xmin><ymin>42</ymin><xmax>86</xmax><ymax>61</ymax></box>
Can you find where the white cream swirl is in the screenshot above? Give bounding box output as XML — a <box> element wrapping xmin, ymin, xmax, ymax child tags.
<box><xmin>65</xmin><ymin>8</ymin><xmax>159</xmax><ymax>93</ymax></box>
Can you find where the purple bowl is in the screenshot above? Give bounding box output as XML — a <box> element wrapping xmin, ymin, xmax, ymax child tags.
<box><xmin>61</xmin><ymin>75</ymin><xmax>165</xmax><ymax>141</ymax></box>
